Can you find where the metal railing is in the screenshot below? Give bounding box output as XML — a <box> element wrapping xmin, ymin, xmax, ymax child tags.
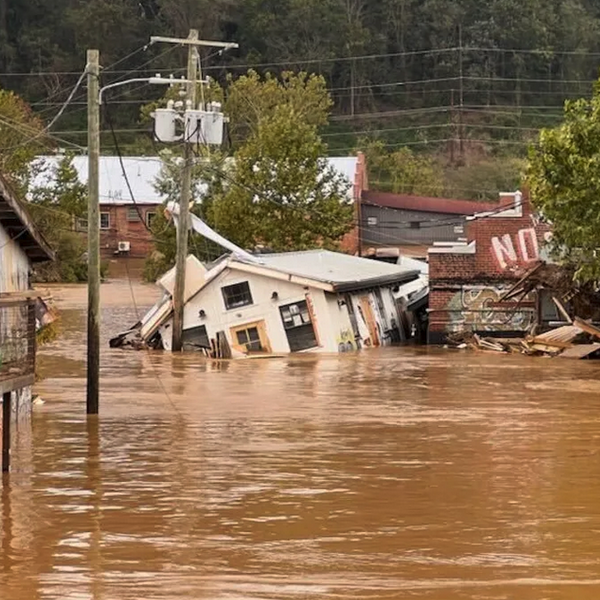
<box><xmin>0</xmin><ymin>297</ymin><xmax>36</xmax><ymax>393</ymax></box>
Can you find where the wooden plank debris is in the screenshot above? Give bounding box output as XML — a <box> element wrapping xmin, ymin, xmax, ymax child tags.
<box><xmin>558</xmin><ymin>344</ymin><xmax>600</xmax><ymax>360</ymax></box>
<box><xmin>532</xmin><ymin>325</ymin><xmax>583</xmax><ymax>346</ymax></box>
<box><xmin>552</xmin><ymin>296</ymin><xmax>572</xmax><ymax>324</ymax></box>
<box><xmin>573</xmin><ymin>318</ymin><xmax>600</xmax><ymax>341</ymax></box>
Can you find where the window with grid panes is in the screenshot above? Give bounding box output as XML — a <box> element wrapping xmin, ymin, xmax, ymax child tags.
<box><xmin>222</xmin><ymin>282</ymin><xmax>253</xmax><ymax>310</ymax></box>
<box><xmin>279</xmin><ymin>300</ymin><xmax>318</xmax><ymax>352</ymax></box>
<box><xmin>235</xmin><ymin>326</ymin><xmax>263</xmax><ymax>352</ymax></box>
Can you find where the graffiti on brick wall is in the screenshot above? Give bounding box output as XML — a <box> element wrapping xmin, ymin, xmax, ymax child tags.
<box><xmin>447</xmin><ymin>287</ymin><xmax>535</xmax><ymax>332</ymax></box>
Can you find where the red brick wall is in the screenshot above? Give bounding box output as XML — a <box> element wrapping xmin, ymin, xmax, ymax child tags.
<box><xmin>99</xmin><ymin>204</ymin><xmax>160</xmax><ymax>258</ymax></box>
<box><xmin>469</xmin><ymin>209</ymin><xmax>550</xmax><ymax>276</ymax></box>
<box><xmin>429</xmin><ymin>252</ymin><xmax>476</xmax><ymax>282</ymax></box>
<box><xmin>340</xmin><ymin>152</ymin><xmax>369</xmax><ymax>255</ymax></box>
<box><xmin>428</xmin><ymin>195</ymin><xmax>550</xmax><ymax>342</ymax></box>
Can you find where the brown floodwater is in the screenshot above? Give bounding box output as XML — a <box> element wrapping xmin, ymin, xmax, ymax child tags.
<box><xmin>3</xmin><ymin>281</ymin><xmax>600</xmax><ymax>599</ymax></box>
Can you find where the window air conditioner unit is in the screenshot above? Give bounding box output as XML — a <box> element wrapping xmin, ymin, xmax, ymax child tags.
<box><xmin>118</xmin><ymin>241</ymin><xmax>131</xmax><ymax>253</ymax></box>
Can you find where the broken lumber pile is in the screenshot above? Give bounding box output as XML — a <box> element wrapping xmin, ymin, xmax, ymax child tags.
<box><xmin>448</xmin><ymin>319</ymin><xmax>600</xmax><ymax>360</ymax></box>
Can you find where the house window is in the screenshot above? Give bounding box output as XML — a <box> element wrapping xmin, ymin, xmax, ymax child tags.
<box><xmin>146</xmin><ymin>211</ymin><xmax>157</xmax><ymax>228</ymax></box>
<box><xmin>100</xmin><ymin>212</ymin><xmax>110</xmax><ymax>229</ymax></box>
<box><xmin>410</xmin><ymin>221</ymin><xmax>421</xmax><ymax>229</ymax></box>
<box><xmin>127</xmin><ymin>207</ymin><xmax>141</xmax><ymax>222</ymax></box>
<box><xmin>367</xmin><ymin>216</ymin><xmax>378</xmax><ymax>226</ymax></box>
<box><xmin>222</xmin><ymin>282</ymin><xmax>253</xmax><ymax>310</ymax></box>
<box><xmin>236</xmin><ymin>326</ymin><xmax>263</xmax><ymax>352</ymax></box>
<box><xmin>280</xmin><ymin>300</ymin><xmax>318</xmax><ymax>352</ymax></box>
<box><xmin>182</xmin><ymin>325</ymin><xmax>210</xmax><ymax>349</ymax></box>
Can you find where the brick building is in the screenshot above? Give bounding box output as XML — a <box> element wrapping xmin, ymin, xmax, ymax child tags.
<box><xmin>98</xmin><ymin>200</ymin><xmax>160</xmax><ymax>258</ymax></box>
<box><xmin>428</xmin><ymin>191</ymin><xmax>553</xmax><ymax>343</ymax></box>
<box><xmin>36</xmin><ymin>154</ymin><xmax>366</xmax><ymax>260</ymax></box>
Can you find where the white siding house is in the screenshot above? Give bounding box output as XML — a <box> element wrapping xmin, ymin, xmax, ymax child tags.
<box><xmin>137</xmin><ymin>250</ymin><xmax>419</xmax><ymax>356</ymax></box>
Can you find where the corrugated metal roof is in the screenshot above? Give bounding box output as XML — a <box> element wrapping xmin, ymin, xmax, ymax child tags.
<box><xmin>247</xmin><ymin>250</ymin><xmax>418</xmax><ymax>290</ymax></box>
<box><xmin>363</xmin><ymin>190</ymin><xmax>498</xmax><ymax>215</ymax></box>
<box><xmin>32</xmin><ymin>155</ymin><xmax>360</xmax><ymax>206</ymax></box>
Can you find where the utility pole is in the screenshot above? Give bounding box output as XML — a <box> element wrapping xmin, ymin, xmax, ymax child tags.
<box><xmin>150</xmin><ymin>31</ymin><xmax>238</xmax><ymax>352</ymax></box>
<box><xmin>457</xmin><ymin>26</ymin><xmax>465</xmax><ymax>164</ymax></box>
<box><xmin>173</xmin><ymin>29</ymin><xmax>198</xmax><ymax>352</ymax></box>
<box><xmin>87</xmin><ymin>49</ymin><xmax>100</xmax><ymax>415</ymax></box>
<box><xmin>450</xmin><ymin>88</ymin><xmax>456</xmax><ymax>165</ymax></box>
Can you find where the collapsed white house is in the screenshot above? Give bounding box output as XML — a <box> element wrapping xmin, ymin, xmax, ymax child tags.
<box><xmin>119</xmin><ymin>250</ymin><xmax>420</xmax><ymax>356</ymax></box>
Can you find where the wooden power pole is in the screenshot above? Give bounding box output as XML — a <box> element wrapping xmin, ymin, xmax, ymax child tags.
<box><xmin>172</xmin><ymin>29</ymin><xmax>198</xmax><ymax>352</ymax></box>
<box><xmin>87</xmin><ymin>49</ymin><xmax>100</xmax><ymax>414</ymax></box>
<box><xmin>150</xmin><ymin>31</ymin><xmax>238</xmax><ymax>352</ymax></box>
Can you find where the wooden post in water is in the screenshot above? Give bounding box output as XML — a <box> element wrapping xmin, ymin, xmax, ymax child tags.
<box><xmin>87</xmin><ymin>48</ymin><xmax>101</xmax><ymax>415</ymax></box>
<box><xmin>2</xmin><ymin>391</ymin><xmax>11</xmax><ymax>473</ymax></box>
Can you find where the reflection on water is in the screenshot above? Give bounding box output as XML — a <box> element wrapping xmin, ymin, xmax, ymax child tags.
<box><xmin>3</xmin><ymin>282</ymin><xmax>600</xmax><ymax>598</ymax></box>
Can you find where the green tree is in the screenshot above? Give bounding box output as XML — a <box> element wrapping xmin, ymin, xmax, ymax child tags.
<box><xmin>527</xmin><ymin>80</ymin><xmax>600</xmax><ymax>280</ymax></box>
<box><xmin>142</xmin><ymin>70</ymin><xmax>332</xmax><ymax>147</ymax></box>
<box><xmin>0</xmin><ymin>88</ymin><xmax>47</xmax><ymax>188</ymax></box>
<box><xmin>224</xmin><ymin>70</ymin><xmax>333</xmax><ymax>143</ymax></box>
<box><xmin>144</xmin><ymin>148</ymin><xmax>228</xmax><ymax>281</ymax></box>
<box><xmin>210</xmin><ymin>104</ymin><xmax>353</xmax><ymax>251</ymax></box>
<box><xmin>362</xmin><ymin>139</ymin><xmax>445</xmax><ymax>196</ymax></box>
<box><xmin>28</xmin><ymin>154</ymin><xmax>90</xmax><ymax>283</ymax></box>
<box><xmin>444</xmin><ymin>157</ymin><xmax>524</xmax><ymax>200</ymax></box>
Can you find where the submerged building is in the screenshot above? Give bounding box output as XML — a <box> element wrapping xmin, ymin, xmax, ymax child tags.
<box><xmin>0</xmin><ymin>174</ymin><xmax>54</xmax><ymax>472</ymax></box>
<box><xmin>135</xmin><ymin>250</ymin><xmax>420</xmax><ymax>356</ymax></box>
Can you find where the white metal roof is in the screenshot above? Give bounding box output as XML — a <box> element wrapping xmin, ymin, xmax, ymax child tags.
<box><xmin>31</xmin><ymin>155</ymin><xmax>359</xmax><ymax>206</ymax></box>
<box><xmin>245</xmin><ymin>249</ymin><xmax>418</xmax><ymax>289</ymax></box>
<box><xmin>31</xmin><ymin>156</ymin><xmax>164</xmax><ymax>205</ymax></box>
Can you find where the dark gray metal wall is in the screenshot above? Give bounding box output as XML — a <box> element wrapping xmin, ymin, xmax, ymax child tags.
<box><xmin>361</xmin><ymin>204</ymin><xmax>468</xmax><ymax>247</ymax></box>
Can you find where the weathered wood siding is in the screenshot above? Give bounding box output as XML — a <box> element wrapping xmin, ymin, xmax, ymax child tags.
<box><xmin>0</xmin><ymin>221</ymin><xmax>29</xmax><ymax>292</ymax></box>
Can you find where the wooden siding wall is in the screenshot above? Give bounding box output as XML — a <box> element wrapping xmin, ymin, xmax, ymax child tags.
<box><xmin>0</xmin><ymin>221</ymin><xmax>30</xmax><ymax>293</ymax></box>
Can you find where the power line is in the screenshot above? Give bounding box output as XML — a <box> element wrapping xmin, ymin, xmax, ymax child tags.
<box><xmin>1</xmin><ymin>43</ymin><xmax>600</xmax><ymax>80</ymax></box>
<box><xmin>4</xmin><ymin>68</ymin><xmax>88</xmax><ymax>154</ymax></box>
<box><xmin>104</xmin><ymin>99</ymin><xmax>153</xmax><ymax>233</ymax></box>
<box><xmin>0</xmin><ymin>113</ymin><xmax>86</xmax><ymax>152</ymax></box>
<box><xmin>203</xmin><ymin>47</ymin><xmax>461</xmax><ymax>71</ymax></box>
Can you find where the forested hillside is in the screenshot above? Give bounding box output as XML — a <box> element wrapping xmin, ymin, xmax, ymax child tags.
<box><xmin>3</xmin><ymin>0</ymin><xmax>600</xmax><ymax>198</ymax></box>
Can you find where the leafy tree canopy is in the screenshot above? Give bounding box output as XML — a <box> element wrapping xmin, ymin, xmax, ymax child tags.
<box><xmin>210</xmin><ymin>104</ymin><xmax>353</xmax><ymax>251</ymax></box>
<box><xmin>527</xmin><ymin>80</ymin><xmax>600</xmax><ymax>280</ymax></box>
<box><xmin>28</xmin><ymin>154</ymin><xmax>90</xmax><ymax>283</ymax></box>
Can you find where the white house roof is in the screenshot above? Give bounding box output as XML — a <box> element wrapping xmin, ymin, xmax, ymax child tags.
<box><xmin>31</xmin><ymin>156</ymin><xmax>164</xmax><ymax>206</ymax></box>
<box><xmin>327</xmin><ymin>157</ymin><xmax>358</xmax><ymax>187</ymax></box>
<box><xmin>243</xmin><ymin>250</ymin><xmax>418</xmax><ymax>292</ymax></box>
<box><xmin>31</xmin><ymin>154</ymin><xmax>360</xmax><ymax>206</ymax></box>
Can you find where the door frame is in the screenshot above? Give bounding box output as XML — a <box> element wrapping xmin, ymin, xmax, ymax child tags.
<box><xmin>230</xmin><ymin>320</ymin><xmax>272</xmax><ymax>354</ymax></box>
<box><xmin>359</xmin><ymin>295</ymin><xmax>381</xmax><ymax>347</ymax></box>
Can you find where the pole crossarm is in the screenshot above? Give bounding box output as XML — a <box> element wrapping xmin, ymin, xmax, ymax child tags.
<box><xmin>150</xmin><ymin>35</ymin><xmax>238</xmax><ymax>50</ymax></box>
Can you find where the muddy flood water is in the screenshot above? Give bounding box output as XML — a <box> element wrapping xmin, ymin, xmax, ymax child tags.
<box><xmin>4</xmin><ymin>280</ymin><xmax>600</xmax><ymax>599</ymax></box>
